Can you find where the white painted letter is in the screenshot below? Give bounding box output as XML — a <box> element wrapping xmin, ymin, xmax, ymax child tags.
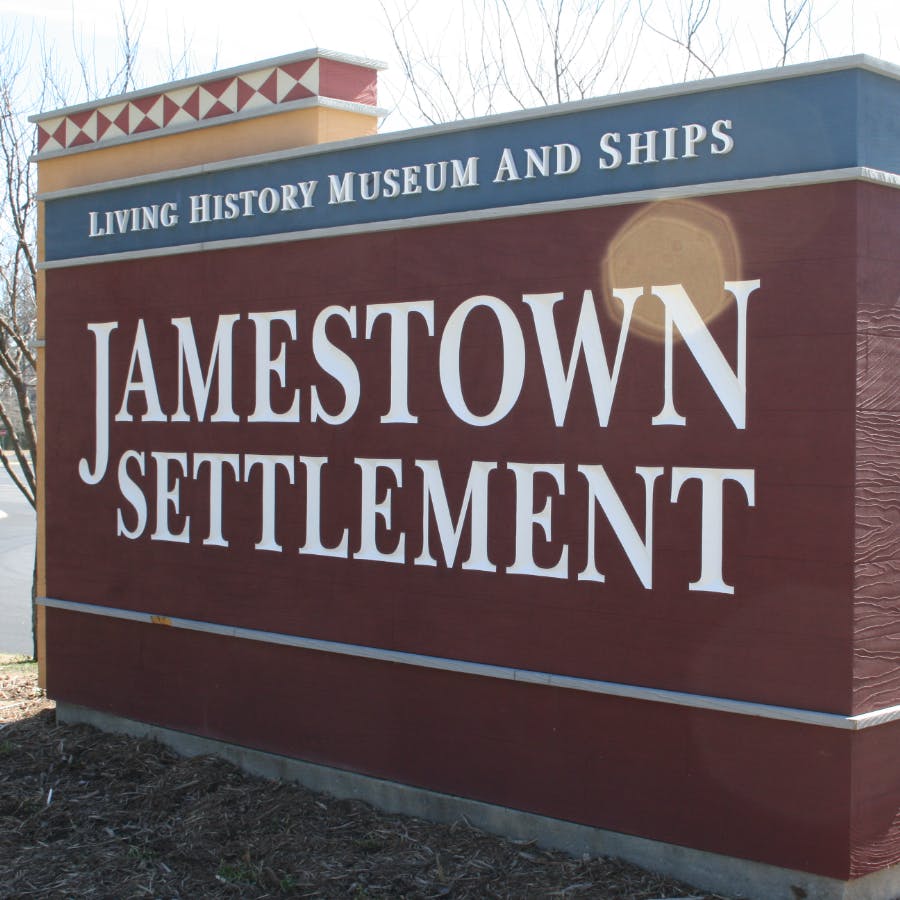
<box><xmin>244</xmin><ymin>454</ymin><xmax>295</xmax><ymax>552</ymax></box>
<box><xmin>193</xmin><ymin>453</ymin><xmax>240</xmax><ymax>547</ymax></box>
<box><xmin>507</xmin><ymin>462</ymin><xmax>568</xmax><ymax>579</ymax></box>
<box><xmin>171</xmin><ymin>314</ymin><xmax>240</xmax><ymax>422</ymax></box>
<box><xmin>115</xmin><ymin>320</ymin><xmax>166</xmax><ymax>423</ymax></box>
<box><xmin>365</xmin><ymin>301</ymin><xmax>434</xmax><ymax>424</ymax></box>
<box><xmin>440</xmin><ymin>295</ymin><xmax>525</xmax><ymax>426</ymax></box>
<box><xmin>578</xmin><ymin>465</ymin><xmax>663</xmax><ymax>589</ymax></box>
<box><xmin>652</xmin><ymin>280</ymin><xmax>761</xmax><ymax>429</ymax></box>
<box><xmin>555</xmin><ymin>142</ymin><xmax>581</xmax><ymax>175</ymax></box>
<box><xmin>298</xmin><ymin>456</ymin><xmax>349</xmax><ymax>558</ymax></box>
<box><xmin>628</xmin><ymin>130</ymin><xmax>659</xmax><ymax>165</ymax></box>
<box><xmin>116</xmin><ymin>450</ymin><xmax>146</xmax><ymax>539</ymax></box>
<box><xmin>328</xmin><ymin>172</ymin><xmax>355</xmax><ymax>204</ymax></box>
<box><xmin>79</xmin><ymin>321</ymin><xmax>118</xmax><ymax>484</ymax></box>
<box><xmin>670</xmin><ymin>466</ymin><xmax>755</xmax><ymax>595</ymax></box>
<box><xmin>524</xmin><ymin>288</ymin><xmax>640</xmax><ymax>427</ymax></box>
<box><xmin>354</xmin><ymin>458</ymin><xmax>405</xmax><ymax>563</ymax></box>
<box><xmin>452</xmin><ymin>157</ymin><xmax>479</xmax><ymax>188</ymax></box>
<box><xmin>248</xmin><ymin>310</ymin><xmax>300</xmax><ymax>422</ymax></box>
<box><xmin>682</xmin><ymin>123</ymin><xmax>708</xmax><ymax>158</ymax></box>
<box><xmin>711</xmin><ymin>119</ymin><xmax>734</xmax><ymax>155</ymax></box>
<box><xmin>310</xmin><ymin>306</ymin><xmax>360</xmax><ymax>425</ymax></box>
<box><xmin>150</xmin><ymin>451</ymin><xmax>190</xmax><ymax>543</ymax></box>
<box><xmin>599</xmin><ymin>132</ymin><xmax>622</xmax><ymax>170</ymax></box>
<box><xmin>494</xmin><ymin>148</ymin><xmax>521</xmax><ymax>183</ymax></box>
<box><xmin>415</xmin><ymin>459</ymin><xmax>496</xmax><ymax>571</ymax></box>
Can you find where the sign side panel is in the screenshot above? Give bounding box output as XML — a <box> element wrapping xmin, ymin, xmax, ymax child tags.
<box><xmin>854</xmin><ymin>182</ymin><xmax>900</xmax><ymax>713</ymax></box>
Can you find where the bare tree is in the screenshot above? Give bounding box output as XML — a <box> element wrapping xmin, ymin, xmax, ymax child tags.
<box><xmin>0</xmin><ymin>4</ymin><xmax>213</xmax><ymax>657</ymax></box>
<box><xmin>767</xmin><ymin>0</ymin><xmax>814</xmax><ymax>65</ymax></box>
<box><xmin>638</xmin><ymin>0</ymin><xmax>730</xmax><ymax>80</ymax></box>
<box><xmin>639</xmin><ymin>0</ymin><xmax>825</xmax><ymax>79</ymax></box>
<box><xmin>0</xmin><ymin>29</ymin><xmax>40</xmax><ymax>512</ymax></box>
<box><xmin>0</xmin><ymin>25</ymin><xmax>43</xmax><ymax>658</ymax></box>
<box><xmin>380</xmin><ymin>0</ymin><xmax>643</xmax><ymax>126</ymax></box>
<box><xmin>380</xmin><ymin>0</ymin><xmax>850</xmax><ymax>128</ymax></box>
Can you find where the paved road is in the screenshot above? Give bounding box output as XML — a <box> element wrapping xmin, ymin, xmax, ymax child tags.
<box><xmin>0</xmin><ymin>462</ymin><xmax>36</xmax><ymax>656</ymax></box>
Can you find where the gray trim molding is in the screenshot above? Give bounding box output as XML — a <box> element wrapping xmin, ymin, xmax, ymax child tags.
<box><xmin>40</xmin><ymin>596</ymin><xmax>900</xmax><ymax>731</ymax></box>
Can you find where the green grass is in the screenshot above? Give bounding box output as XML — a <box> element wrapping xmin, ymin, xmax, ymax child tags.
<box><xmin>216</xmin><ymin>860</ymin><xmax>258</xmax><ymax>885</ymax></box>
<box><xmin>0</xmin><ymin>654</ymin><xmax>37</xmax><ymax>677</ymax></box>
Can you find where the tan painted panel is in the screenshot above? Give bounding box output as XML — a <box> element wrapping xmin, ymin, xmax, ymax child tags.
<box><xmin>38</xmin><ymin>106</ymin><xmax>378</xmax><ymax>194</ymax></box>
<box><xmin>315</xmin><ymin>107</ymin><xmax>380</xmax><ymax>144</ymax></box>
<box><xmin>36</xmin><ymin>207</ymin><xmax>46</xmax><ymax>679</ymax></box>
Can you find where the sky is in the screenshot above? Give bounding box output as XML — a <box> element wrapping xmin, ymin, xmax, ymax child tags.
<box><xmin>1</xmin><ymin>0</ymin><xmax>898</xmax><ymax>130</ymax></box>
<box><xmin>0</xmin><ymin>0</ymin><xmax>394</xmax><ymax>66</ymax></box>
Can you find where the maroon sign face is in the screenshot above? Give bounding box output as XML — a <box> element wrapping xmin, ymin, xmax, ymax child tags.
<box><xmin>46</xmin><ymin>183</ymin><xmax>858</xmax><ymax>713</ymax></box>
<box><xmin>43</xmin><ymin>174</ymin><xmax>900</xmax><ymax>882</ymax></box>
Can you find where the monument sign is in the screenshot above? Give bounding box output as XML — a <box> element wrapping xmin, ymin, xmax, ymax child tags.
<box><xmin>33</xmin><ymin>51</ymin><xmax>900</xmax><ymax>898</ymax></box>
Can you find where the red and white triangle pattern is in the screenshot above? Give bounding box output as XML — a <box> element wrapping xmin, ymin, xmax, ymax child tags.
<box><xmin>37</xmin><ymin>58</ymin><xmax>321</xmax><ymax>153</ymax></box>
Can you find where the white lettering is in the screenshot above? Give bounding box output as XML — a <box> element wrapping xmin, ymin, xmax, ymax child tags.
<box><xmin>494</xmin><ymin>148</ymin><xmax>521</xmax><ymax>183</ymax></box>
<box><xmin>711</xmin><ymin>119</ymin><xmax>734</xmax><ymax>155</ymax></box>
<box><xmin>193</xmin><ymin>453</ymin><xmax>240</xmax><ymax>547</ymax></box>
<box><xmin>366</xmin><ymin>301</ymin><xmax>434</xmax><ymax>424</ymax></box>
<box><xmin>415</xmin><ymin>459</ymin><xmax>496</xmax><ymax>571</ymax></box>
<box><xmin>652</xmin><ymin>280</ymin><xmax>761</xmax><ymax>429</ymax></box>
<box><xmin>115</xmin><ymin>320</ymin><xmax>166</xmax><ymax>423</ymax></box>
<box><xmin>79</xmin><ymin>321</ymin><xmax>118</xmax><ymax>484</ymax></box>
<box><xmin>171</xmin><ymin>314</ymin><xmax>240</xmax><ymax>423</ymax></box>
<box><xmin>440</xmin><ymin>296</ymin><xmax>525</xmax><ymax>426</ymax></box>
<box><xmin>150</xmin><ymin>451</ymin><xmax>190</xmax><ymax>543</ymax></box>
<box><xmin>248</xmin><ymin>310</ymin><xmax>301</xmax><ymax>423</ymax></box>
<box><xmin>244</xmin><ymin>454</ymin><xmax>295</xmax><ymax>551</ymax></box>
<box><xmin>682</xmin><ymin>123</ymin><xmax>708</xmax><ymax>158</ymax></box>
<box><xmin>116</xmin><ymin>450</ymin><xmax>147</xmax><ymax>539</ymax></box>
<box><xmin>670</xmin><ymin>467</ymin><xmax>755</xmax><ymax>594</ymax></box>
<box><xmin>354</xmin><ymin>458</ymin><xmax>405</xmax><ymax>563</ymax></box>
<box><xmin>298</xmin><ymin>456</ymin><xmax>349</xmax><ymax>558</ymax></box>
<box><xmin>507</xmin><ymin>462</ymin><xmax>568</xmax><ymax>579</ymax></box>
<box><xmin>328</xmin><ymin>172</ymin><xmax>355</xmax><ymax>204</ymax></box>
<box><xmin>524</xmin><ymin>288</ymin><xmax>640</xmax><ymax>427</ymax></box>
<box><xmin>599</xmin><ymin>132</ymin><xmax>622</xmax><ymax>170</ymax></box>
<box><xmin>310</xmin><ymin>306</ymin><xmax>360</xmax><ymax>425</ymax></box>
<box><xmin>579</xmin><ymin>465</ymin><xmax>663</xmax><ymax>588</ymax></box>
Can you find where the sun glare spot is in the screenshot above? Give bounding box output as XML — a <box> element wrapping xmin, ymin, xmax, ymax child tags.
<box><xmin>601</xmin><ymin>199</ymin><xmax>742</xmax><ymax>342</ymax></box>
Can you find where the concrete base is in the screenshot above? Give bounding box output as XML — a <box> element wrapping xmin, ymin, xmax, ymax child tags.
<box><xmin>58</xmin><ymin>701</ymin><xmax>900</xmax><ymax>900</ymax></box>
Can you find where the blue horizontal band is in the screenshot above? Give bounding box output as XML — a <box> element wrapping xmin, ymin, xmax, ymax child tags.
<box><xmin>41</xmin><ymin>62</ymin><xmax>900</xmax><ymax>265</ymax></box>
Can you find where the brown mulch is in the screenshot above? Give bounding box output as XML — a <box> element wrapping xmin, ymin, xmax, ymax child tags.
<box><xmin>0</xmin><ymin>658</ymin><xmax>731</xmax><ymax>899</ymax></box>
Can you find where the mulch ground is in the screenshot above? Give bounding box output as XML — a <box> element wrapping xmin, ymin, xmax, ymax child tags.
<box><xmin>0</xmin><ymin>657</ymin><xmax>733</xmax><ymax>899</ymax></box>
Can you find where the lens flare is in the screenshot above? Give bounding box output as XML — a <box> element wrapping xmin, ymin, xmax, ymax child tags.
<box><xmin>601</xmin><ymin>199</ymin><xmax>742</xmax><ymax>342</ymax></box>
